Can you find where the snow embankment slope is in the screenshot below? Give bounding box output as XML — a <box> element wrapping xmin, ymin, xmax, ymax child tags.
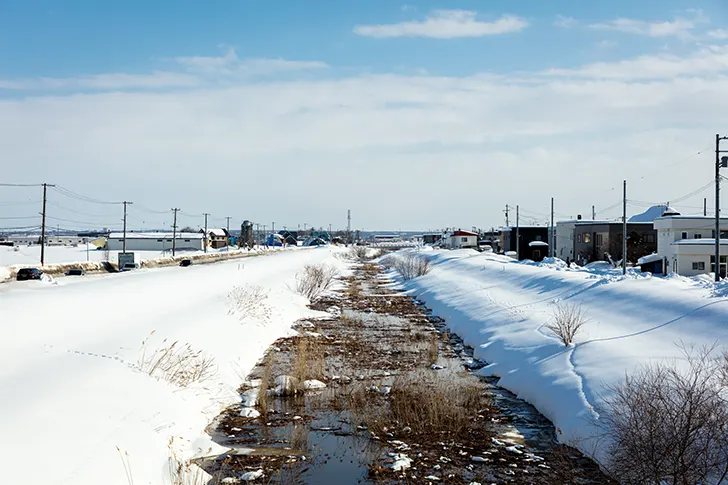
<box><xmin>401</xmin><ymin>249</ymin><xmax>728</xmax><ymax>463</ymax></box>
<box><xmin>0</xmin><ymin>247</ymin><xmax>345</xmax><ymax>485</ymax></box>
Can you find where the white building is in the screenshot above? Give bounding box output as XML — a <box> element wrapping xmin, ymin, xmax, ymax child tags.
<box><xmin>107</xmin><ymin>232</ymin><xmax>205</xmax><ymax>252</ymax></box>
<box><xmin>652</xmin><ymin>211</ymin><xmax>728</xmax><ymax>277</ymax></box>
<box><xmin>441</xmin><ymin>230</ymin><xmax>478</xmax><ymax>249</ymax></box>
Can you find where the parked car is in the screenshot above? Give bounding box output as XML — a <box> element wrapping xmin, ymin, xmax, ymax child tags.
<box><xmin>16</xmin><ymin>268</ymin><xmax>43</xmax><ymax>281</ymax></box>
<box><xmin>65</xmin><ymin>268</ymin><xmax>86</xmax><ymax>276</ymax></box>
<box><xmin>179</xmin><ymin>259</ymin><xmax>192</xmax><ymax>267</ymax></box>
<box><xmin>120</xmin><ymin>263</ymin><xmax>140</xmax><ymax>272</ymax></box>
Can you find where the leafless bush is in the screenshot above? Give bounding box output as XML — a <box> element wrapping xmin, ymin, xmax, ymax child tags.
<box><xmin>427</xmin><ymin>334</ymin><xmax>439</xmax><ymax>366</ymax></box>
<box><xmin>167</xmin><ymin>438</ymin><xmax>209</xmax><ymax>485</ymax></box>
<box><xmin>600</xmin><ymin>345</ymin><xmax>728</xmax><ymax>485</ymax></box>
<box><xmin>138</xmin><ymin>333</ymin><xmax>217</xmax><ymax>387</ymax></box>
<box><xmin>295</xmin><ymin>263</ymin><xmax>339</xmax><ymax>301</ymax></box>
<box><xmin>227</xmin><ymin>284</ymin><xmax>271</xmax><ymax>324</ymax></box>
<box><xmin>350</xmin><ymin>245</ymin><xmax>370</xmax><ymax>261</ymax></box>
<box><xmin>544</xmin><ymin>303</ymin><xmax>588</xmax><ymax>346</ymax></box>
<box><xmin>386</xmin><ymin>253</ymin><xmax>430</xmax><ymax>280</ymax></box>
<box><xmin>349</xmin><ymin>371</ymin><xmax>488</xmax><ymax>439</ymax></box>
<box><xmin>257</xmin><ymin>355</ymin><xmax>272</xmax><ymax>417</ymax></box>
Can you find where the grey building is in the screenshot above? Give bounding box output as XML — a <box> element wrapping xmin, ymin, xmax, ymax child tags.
<box><xmin>573</xmin><ymin>222</ymin><xmax>656</xmax><ymax>266</ymax></box>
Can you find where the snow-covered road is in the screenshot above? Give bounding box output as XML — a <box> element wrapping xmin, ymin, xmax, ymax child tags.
<box><xmin>0</xmin><ymin>247</ymin><xmax>345</xmax><ymax>485</ymax></box>
<box><xmin>400</xmin><ymin>249</ymin><xmax>728</xmax><ymax>465</ymax></box>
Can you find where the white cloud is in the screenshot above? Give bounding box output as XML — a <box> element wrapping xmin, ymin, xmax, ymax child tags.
<box><xmin>353</xmin><ymin>10</ymin><xmax>528</xmax><ymax>39</ymax></box>
<box><xmin>596</xmin><ymin>40</ymin><xmax>618</xmax><ymax>50</ymax></box>
<box><xmin>175</xmin><ymin>47</ymin><xmax>328</xmax><ymax>76</ymax></box>
<box><xmin>545</xmin><ymin>45</ymin><xmax>728</xmax><ymax>79</ymax></box>
<box><xmin>589</xmin><ymin>16</ymin><xmax>696</xmax><ymax>38</ymax></box>
<box><xmin>0</xmin><ymin>71</ymin><xmax>199</xmax><ymax>90</ymax></box>
<box><xmin>1</xmin><ymin>47</ymin><xmax>727</xmax><ymax>229</ymax></box>
<box><xmin>708</xmin><ymin>29</ymin><xmax>728</xmax><ymax>40</ymax></box>
<box><xmin>554</xmin><ymin>15</ymin><xmax>578</xmax><ymax>28</ymax></box>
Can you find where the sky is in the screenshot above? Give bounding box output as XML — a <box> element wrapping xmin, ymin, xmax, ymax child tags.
<box><xmin>1</xmin><ymin>0</ymin><xmax>728</xmax><ymax>232</ymax></box>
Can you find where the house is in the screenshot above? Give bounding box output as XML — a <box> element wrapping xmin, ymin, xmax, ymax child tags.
<box><xmin>500</xmin><ymin>226</ymin><xmax>550</xmax><ymax>261</ymax></box>
<box><xmin>573</xmin><ymin>221</ymin><xmax>656</xmax><ymax>266</ymax></box>
<box><xmin>442</xmin><ymin>230</ymin><xmax>478</xmax><ymax>249</ymax></box>
<box><xmin>478</xmin><ymin>230</ymin><xmax>500</xmax><ymax>252</ymax></box>
<box><xmin>208</xmin><ymin>229</ymin><xmax>230</xmax><ymax>249</ymax></box>
<box><xmin>652</xmin><ymin>210</ymin><xmax>728</xmax><ymax>277</ymax></box>
<box><xmin>555</xmin><ymin>216</ymin><xmax>607</xmax><ymax>262</ymax></box>
<box><xmin>107</xmin><ymin>232</ymin><xmax>204</xmax><ymax>252</ymax></box>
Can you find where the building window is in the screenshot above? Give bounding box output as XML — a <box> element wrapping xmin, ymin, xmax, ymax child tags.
<box><xmin>644</xmin><ymin>234</ymin><xmax>656</xmax><ymax>244</ymax></box>
<box><xmin>461</xmin><ymin>237</ymin><xmax>468</xmax><ymax>242</ymax></box>
<box><xmin>118</xmin><ymin>240</ymin><xmax>124</xmax><ymax>243</ymax></box>
<box><xmin>583</xmin><ymin>233</ymin><xmax>592</xmax><ymax>243</ymax></box>
<box><xmin>577</xmin><ymin>234</ymin><xmax>582</xmax><ymax>243</ymax></box>
<box><xmin>157</xmin><ymin>239</ymin><xmax>163</xmax><ymax>242</ymax></box>
<box><xmin>595</xmin><ymin>234</ymin><xmax>603</xmax><ymax>246</ymax></box>
<box><xmin>694</xmin><ymin>234</ymin><xmax>702</xmax><ymax>239</ymax></box>
<box><xmin>185</xmin><ymin>239</ymin><xmax>191</xmax><ymax>242</ymax></box>
<box><xmin>693</xmin><ymin>261</ymin><xmax>706</xmax><ymax>271</ymax></box>
<box><xmin>535</xmin><ymin>235</ymin><xmax>542</xmax><ymax>241</ymax></box>
<box><xmin>682</xmin><ymin>232</ymin><xmax>688</xmax><ymax>239</ymax></box>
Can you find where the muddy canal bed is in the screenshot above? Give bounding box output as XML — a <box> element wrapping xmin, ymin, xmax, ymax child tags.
<box><xmin>201</xmin><ymin>262</ymin><xmax>613</xmax><ymax>484</ymax></box>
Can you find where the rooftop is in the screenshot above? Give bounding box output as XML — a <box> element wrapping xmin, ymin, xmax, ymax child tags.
<box><xmin>671</xmin><ymin>239</ymin><xmax>728</xmax><ymax>246</ymax></box>
<box><xmin>109</xmin><ymin>232</ymin><xmax>203</xmax><ymax>239</ymax></box>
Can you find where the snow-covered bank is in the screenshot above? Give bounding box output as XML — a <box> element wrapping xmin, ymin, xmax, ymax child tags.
<box><xmin>0</xmin><ymin>247</ymin><xmax>346</xmax><ymax>485</ymax></box>
<box><xmin>398</xmin><ymin>249</ymin><xmax>728</xmax><ymax>463</ymax></box>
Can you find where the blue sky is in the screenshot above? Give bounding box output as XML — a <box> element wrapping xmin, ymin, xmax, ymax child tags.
<box><xmin>0</xmin><ymin>1</ymin><xmax>727</xmax><ymax>230</ymax></box>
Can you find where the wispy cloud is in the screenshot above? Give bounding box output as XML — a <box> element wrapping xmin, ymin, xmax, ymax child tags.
<box><xmin>353</xmin><ymin>10</ymin><xmax>528</xmax><ymax>39</ymax></box>
<box><xmin>175</xmin><ymin>48</ymin><xmax>328</xmax><ymax>76</ymax></box>
<box><xmin>545</xmin><ymin>45</ymin><xmax>728</xmax><ymax>80</ymax></box>
<box><xmin>554</xmin><ymin>15</ymin><xmax>578</xmax><ymax>29</ymax></box>
<box><xmin>589</xmin><ymin>16</ymin><xmax>697</xmax><ymax>38</ymax></box>
<box><xmin>708</xmin><ymin>29</ymin><xmax>728</xmax><ymax>40</ymax></box>
<box><xmin>0</xmin><ymin>48</ymin><xmax>327</xmax><ymax>91</ymax></box>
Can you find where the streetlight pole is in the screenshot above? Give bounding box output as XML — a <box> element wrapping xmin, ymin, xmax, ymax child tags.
<box><xmin>715</xmin><ymin>134</ymin><xmax>728</xmax><ymax>282</ymax></box>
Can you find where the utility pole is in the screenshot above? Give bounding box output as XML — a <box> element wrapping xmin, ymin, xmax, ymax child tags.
<box><xmin>504</xmin><ymin>204</ymin><xmax>510</xmax><ymax>227</ymax></box>
<box><xmin>272</xmin><ymin>222</ymin><xmax>275</xmax><ymax>234</ymax></box>
<box><xmin>515</xmin><ymin>205</ymin><xmax>520</xmax><ymax>260</ymax></box>
<box><xmin>226</xmin><ymin>216</ymin><xmax>231</xmax><ymax>234</ymax></box>
<box><xmin>622</xmin><ymin>180</ymin><xmax>627</xmax><ymax>275</ymax></box>
<box><xmin>550</xmin><ymin>197</ymin><xmax>555</xmax><ymax>258</ymax></box>
<box><xmin>203</xmin><ymin>213</ymin><xmax>210</xmax><ymax>253</ymax></box>
<box><xmin>40</xmin><ymin>183</ymin><xmax>55</xmax><ymax>266</ymax></box>
<box><xmin>122</xmin><ymin>201</ymin><xmax>133</xmax><ymax>254</ymax></box>
<box><xmin>704</xmin><ymin>198</ymin><xmax>707</xmax><ymax>217</ymax></box>
<box><xmin>592</xmin><ymin>205</ymin><xmax>596</xmax><ymax>220</ymax></box>
<box><xmin>171</xmin><ymin>208</ymin><xmax>179</xmax><ymax>257</ymax></box>
<box><xmin>715</xmin><ymin>134</ymin><xmax>728</xmax><ymax>281</ymax></box>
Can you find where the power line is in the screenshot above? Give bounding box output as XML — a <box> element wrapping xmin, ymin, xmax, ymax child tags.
<box><xmin>52</xmin><ymin>185</ymin><xmax>121</xmax><ymax>205</ymax></box>
<box><xmin>46</xmin><ymin>200</ymin><xmax>117</xmax><ymax>218</ymax></box>
<box><xmin>0</xmin><ymin>183</ymin><xmax>44</xmax><ymax>187</ymax></box>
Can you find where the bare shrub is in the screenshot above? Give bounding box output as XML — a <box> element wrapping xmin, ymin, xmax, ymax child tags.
<box><xmin>167</xmin><ymin>437</ymin><xmax>208</xmax><ymax>485</ymax></box>
<box><xmin>385</xmin><ymin>253</ymin><xmax>430</xmax><ymax>280</ymax></box>
<box><xmin>544</xmin><ymin>303</ymin><xmax>588</xmax><ymax>346</ymax></box>
<box><xmin>138</xmin><ymin>333</ymin><xmax>217</xmax><ymax>387</ymax></box>
<box><xmin>295</xmin><ymin>263</ymin><xmax>339</xmax><ymax>301</ymax></box>
<box><xmin>350</xmin><ymin>245</ymin><xmax>370</xmax><ymax>261</ymax></box>
<box><xmin>600</xmin><ymin>346</ymin><xmax>728</xmax><ymax>485</ymax></box>
<box><xmin>349</xmin><ymin>371</ymin><xmax>487</xmax><ymax>439</ymax></box>
<box><xmin>227</xmin><ymin>284</ymin><xmax>272</xmax><ymax>324</ymax></box>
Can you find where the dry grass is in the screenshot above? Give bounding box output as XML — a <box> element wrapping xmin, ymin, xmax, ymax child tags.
<box><xmin>227</xmin><ymin>284</ymin><xmax>271</xmax><ymax>324</ymax></box>
<box><xmin>385</xmin><ymin>253</ymin><xmax>430</xmax><ymax>280</ymax></box>
<box><xmin>167</xmin><ymin>437</ymin><xmax>208</xmax><ymax>485</ymax></box>
<box><xmin>257</xmin><ymin>355</ymin><xmax>272</xmax><ymax>417</ymax></box>
<box><xmin>350</xmin><ymin>245</ymin><xmax>370</xmax><ymax>261</ymax></box>
<box><xmin>138</xmin><ymin>333</ymin><xmax>217</xmax><ymax>388</ymax></box>
<box><xmin>348</xmin><ymin>370</ymin><xmax>488</xmax><ymax>440</ymax></box>
<box><xmin>292</xmin><ymin>336</ymin><xmax>325</xmax><ymax>386</ymax></box>
<box><xmin>545</xmin><ymin>303</ymin><xmax>588</xmax><ymax>346</ymax></box>
<box><xmin>427</xmin><ymin>334</ymin><xmax>439</xmax><ymax>366</ymax></box>
<box><xmin>295</xmin><ymin>263</ymin><xmax>339</xmax><ymax>301</ymax></box>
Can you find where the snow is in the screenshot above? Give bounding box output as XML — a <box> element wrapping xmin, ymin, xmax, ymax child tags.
<box><xmin>0</xmin><ymin>244</ymin><xmax>202</xmax><ymax>268</ymax></box>
<box><xmin>528</xmin><ymin>241</ymin><xmax>549</xmax><ymax>247</ymax></box>
<box><xmin>628</xmin><ymin>204</ymin><xmax>669</xmax><ymax>222</ymax></box>
<box><xmin>0</xmin><ymin>246</ymin><xmax>346</xmax><ymax>485</ymax></box>
<box><xmin>672</xmin><ymin>238</ymin><xmax>728</xmax><ymax>246</ymax></box>
<box><xmin>398</xmin><ymin>248</ymin><xmax>728</xmax><ymax>465</ymax></box>
<box><xmin>109</xmin><ymin>231</ymin><xmax>204</xmax><ymax>239</ymax></box>
<box><xmin>637</xmin><ymin>252</ymin><xmax>661</xmax><ymax>265</ymax></box>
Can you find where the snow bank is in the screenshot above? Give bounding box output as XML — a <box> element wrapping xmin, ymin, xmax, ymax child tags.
<box><xmin>0</xmin><ymin>246</ymin><xmax>346</xmax><ymax>485</ymax></box>
<box><xmin>400</xmin><ymin>249</ymin><xmax>728</xmax><ymax>464</ymax></box>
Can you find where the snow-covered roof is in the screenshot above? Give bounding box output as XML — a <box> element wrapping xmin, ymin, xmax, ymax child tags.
<box><xmin>529</xmin><ymin>241</ymin><xmax>549</xmax><ymax>247</ymax></box>
<box><xmin>108</xmin><ymin>232</ymin><xmax>203</xmax><ymax>239</ymax></box>
<box><xmin>629</xmin><ymin>205</ymin><xmax>670</xmax><ymax>223</ymax></box>
<box><xmin>656</xmin><ymin>215</ymin><xmax>728</xmax><ymax>221</ymax></box>
<box><xmin>209</xmin><ymin>229</ymin><xmax>227</xmax><ymax>237</ymax></box>
<box><xmin>638</xmin><ymin>253</ymin><xmax>662</xmax><ymax>265</ymax></box>
<box><xmin>452</xmin><ymin>230</ymin><xmax>478</xmax><ymax>237</ymax></box>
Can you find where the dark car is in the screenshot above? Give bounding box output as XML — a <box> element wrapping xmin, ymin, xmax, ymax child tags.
<box><xmin>16</xmin><ymin>268</ymin><xmax>43</xmax><ymax>281</ymax></box>
<box><xmin>179</xmin><ymin>259</ymin><xmax>192</xmax><ymax>267</ymax></box>
<box><xmin>65</xmin><ymin>268</ymin><xmax>86</xmax><ymax>276</ymax></box>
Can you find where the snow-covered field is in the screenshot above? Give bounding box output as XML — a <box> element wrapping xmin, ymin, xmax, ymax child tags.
<box><xmin>398</xmin><ymin>249</ymin><xmax>728</xmax><ymax>464</ymax></box>
<box><xmin>0</xmin><ymin>246</ymin><xmax>346</xmax><ymax>484</ymax></box>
